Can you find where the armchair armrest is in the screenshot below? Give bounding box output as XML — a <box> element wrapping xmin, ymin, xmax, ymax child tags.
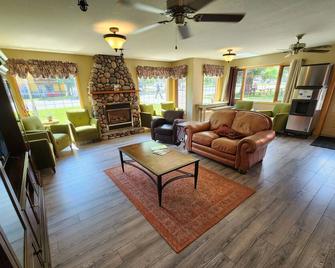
<box><xmin>273</xmin><ymin>113</ymin><xmax>289</xmax><ymax>132</ymax></box>
<box><xmin>90</xmin><ymin>118</ymin><xmax>99</xmax><ymax>127</ymax></box>
<box><xmin>238</xmin><ymin>130</ymin><xmax>275</xmax><ymax>153</ymax></box>
<box><xmin>140</xmin><ymin>112</ymin><xmax>153</xmax><ymax>128</ymax></box>
<box><xmin>50</xmin><ymin>124</ymin><xmax>70</xmax><ymax>135</ymax></box>
<box><xmin>25</xmin><ymin>130</ymin><xmax>52</xmax><ymax>143</ymax></box>
<box><xmin>257</xmin><ymin>110</ymin><xmax>273</xmax><ymax>117</ymax></box>
<box><xmin>151</xmin><ymin>118</ymin><xmax>167</xmax><ymax>140</ymax></box>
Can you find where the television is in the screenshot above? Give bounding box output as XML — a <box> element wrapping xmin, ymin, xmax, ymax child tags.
<box><xmin>0</xmin><ymin>130</ymin><xmax>9</xmax><ymax>166</ymax></box>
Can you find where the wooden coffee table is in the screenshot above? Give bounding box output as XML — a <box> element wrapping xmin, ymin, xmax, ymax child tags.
<box><xmin>118</xmin><ymin>141</ymin><xmax>199</xmax><ymax>207</ymax></box>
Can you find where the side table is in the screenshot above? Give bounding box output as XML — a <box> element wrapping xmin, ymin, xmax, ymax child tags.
<box><xmin>176</xmin><ymin>121</ymin><xmax>197</xmax><ymax>149</ymax></box>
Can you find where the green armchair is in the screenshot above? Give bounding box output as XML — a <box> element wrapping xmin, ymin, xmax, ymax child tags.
<box><xmin>257</xmin><ymin>103</ymin><xmax>291</xmax><ymax>132</ymax></box>
<box><xmin>21</xmin><ymin>116</ymin><xmax>72</xmax><ymax>156</ymax></box>
<box><xmin>66</xmin><ymin>110</ymin><xmax>100</xmax><ymax>143</ymax></box>
<box><xmin>139</xmin><ymin>104</ymin><xmax>162</xmax><ymax>128</ymax></box>
<box><xmin>234</xmin><ymin>100</ymin><xmax>254</xmax><ymax>111</ymax></box>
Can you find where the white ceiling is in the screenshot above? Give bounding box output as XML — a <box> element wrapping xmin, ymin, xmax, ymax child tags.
<box><xmin>1</xmin><ymin>0</ymin><xmax>335</xmax><ymax>61</ymax></box>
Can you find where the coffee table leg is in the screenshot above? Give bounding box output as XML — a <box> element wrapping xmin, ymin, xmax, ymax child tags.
<box><xmin>157</xmin><ymin>175</ymin><xmax>162</xmax><ymax>207</ymax></box>
<box><xmin>119</xmin><ymin>150</ymin><xmax>124</xmax><ymax>172</ymax></box>
<box><xmin>194</xmin><ymin>161</ymin><xmax>199</xmax><ymax>189</ymax></box>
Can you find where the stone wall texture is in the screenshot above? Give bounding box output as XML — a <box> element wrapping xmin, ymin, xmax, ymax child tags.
<box><xmin>88</xmin><ymin>54</ymin><xmax>142</xmax><ymax>138</ymax></box>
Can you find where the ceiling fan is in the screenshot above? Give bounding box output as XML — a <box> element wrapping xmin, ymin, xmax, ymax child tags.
<box><xmin>119</xmin><ymin>0</ymin><xmax>245</xmax><ymax>39</ymax></box>
<box><xmin>282</xmin><ymin>34</ymin><xmax>331</xmax><ymax>57</ymax></box>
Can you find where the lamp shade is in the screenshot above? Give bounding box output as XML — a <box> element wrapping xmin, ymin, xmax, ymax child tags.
<box><xmin>103</xmin><ymin>27</ymin><xmax>127</xmax><ymax>51</ymax></box>
<box><xmin>222</xmin><ymin>49</ymin><xmax>236</xmax><ymax>62</ymax></box>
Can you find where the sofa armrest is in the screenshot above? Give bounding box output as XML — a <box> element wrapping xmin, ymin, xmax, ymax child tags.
<box><xmin>273</xmin><ymin>113</ymin><xmax>289</xmax><ymax>132</ymax></box>
<box><xmin>257</xmin><ymin>110</ymin><xmax>273</xmax><ymax>117</ymax></box>
<box><xmin>238</xmin><ymin>130</ymin><xmax>276</xmax><ymax>153</ymax></box>
<box><xmin>185</xmin><ymin>121</ymin><xmax>210</xmax><ymax>151</ymax></box>
<box><xmin>50</xmin><ymin>124</ymin><xmax>70</xmax><ymax>135</ymax></box>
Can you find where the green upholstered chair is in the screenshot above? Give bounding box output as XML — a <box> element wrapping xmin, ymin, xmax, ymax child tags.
<box><xmin>66</xmin><ymin>109</ymin><xmax>100</xmax><ymax>143</ymax></box>
<box><xmin>139</xmin><ymin>104</ymin><xmax>162</xmax><ymax>128</ymax></box>
<box><xmin>160</xmin><ymin>102</ymin><xmax>176</xmax><ymax>113</ymax></box>
<box><xmin>234</xmin><ymin>100</ymin><xmax>254</xmax><ymax>111</ymax></box>
<box><xmin>21</xmin><ymin>116</ymin><xmax>58</xmax><ymax>172</ymax></box>
<box><xmin>22</xmin><ymin>116</ymin><xmax>72</xmax><ymax>156</ymax></box>
<box><xmin>257</xmin><ymin>103</ymin><xmax>291</xmax><ymax>132</ymax></box>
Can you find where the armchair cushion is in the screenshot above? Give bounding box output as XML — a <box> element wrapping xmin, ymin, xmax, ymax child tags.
<box><xmin>192</xmin><ymin>131</ymin><xmax>219</xmax><ymax>146</ymax></box>
<box><xmin>76</xmin><ymin>125</ymin><xmax>98</xmax><ymax>134</ymax></box>
<box><xmin>22</xmin><ymin>116</ymin><xmax>44</xmax><ymax>131</ymax></box>
<box><xmin>53</xmin><ymin>133</ymin><xmax>70</xmax><ymax>150</ymax></box>
<box><xmin>154</xmin><ymin>124</ymin><xmax>174</xmax><ymax>136</ymax></box>
<box><xmin>234</xmin><ymin>100</ymin><xmax>254</xmax><ymax>111</ymax></box>
<box><xmin>231</xmin><ymin>111</ymin><xmax>271</xmax><ymax>136</ymax></box>
<box><xmin>273</xmin><ymin>103</ymin><xmax>291</xmax><ymax>116</ymax></box>
<box><xmin>50</xmin><ymin>124</ymin><xmax>70</xmax><ymax>135</ymax></box>
<box><xmin>66</xmin><ymin>110</ymin><xmax>90</xmax><ymax>127</ymax></box>
<box><xmin>212</xmin><ymin>137</ymin><xmax>239</xmax><ymax>155</ymax></box>
<box><xmin>139</xmin><ymin>104</ymin><xmax>155</xmax><ymax>115</ymax></box>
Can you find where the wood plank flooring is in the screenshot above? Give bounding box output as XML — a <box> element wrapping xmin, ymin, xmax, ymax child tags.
<box><xmin>42</xmin><ymin>133</ymin><xmax>335</xmax><ymax>268</ymax></box>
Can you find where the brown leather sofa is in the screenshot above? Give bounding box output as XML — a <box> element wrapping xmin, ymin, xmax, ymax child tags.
<box><xmin>185</xmin><ymin>109</ymin><xmax>275</xmax><ymax>173</ymax></box>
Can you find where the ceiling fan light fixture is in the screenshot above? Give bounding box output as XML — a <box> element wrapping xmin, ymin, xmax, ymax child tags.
<box><xmin>222</xmin><ymin>49</ymin><xmax>236</xmax><ymax>62</ymax></box>
<box><xmin>103</xmin><ymin>27</ymin><xmax>127</xmax><ymax>52</ymax></box>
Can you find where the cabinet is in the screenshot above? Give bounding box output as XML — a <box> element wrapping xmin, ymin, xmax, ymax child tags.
<box><xmin>0</xmin><ymin>64</ymin><xmax>51</xmax><ymax>267</ymax></box>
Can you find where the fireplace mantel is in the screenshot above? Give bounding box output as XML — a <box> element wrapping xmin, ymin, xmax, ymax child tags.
<box><xmin>90</xmin><ymin>90</ymin><xmax>140</xmax><ymax>95</ymax></box>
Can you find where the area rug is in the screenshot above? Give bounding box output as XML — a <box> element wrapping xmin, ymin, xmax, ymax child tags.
<box><xmin>311</xmin><ymin>136</ymin><xmax>335</xmax><ymax>150</ymax></box>
<box><xmin>105</xmin><ymin>164</ymin><xmax>255</xmax><ymax>252</ymax></box>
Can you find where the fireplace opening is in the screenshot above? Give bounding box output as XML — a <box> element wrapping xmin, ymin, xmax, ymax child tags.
<box><xmin>105</xmin><ymin>102</ymin><xmax>132</xmax><ymax>130</ymax></box>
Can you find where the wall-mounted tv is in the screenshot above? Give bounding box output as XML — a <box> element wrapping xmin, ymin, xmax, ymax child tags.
<box><xmin>0</xmin><ymin>130</ymin><xmax>9</xmax><ymax>166</ymax></box>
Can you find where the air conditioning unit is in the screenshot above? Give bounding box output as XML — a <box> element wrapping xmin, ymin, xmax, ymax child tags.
<box><xmin>0</xmin><ymin>50</ymin><xmax>8</xmax><ymax>75</ymax></box>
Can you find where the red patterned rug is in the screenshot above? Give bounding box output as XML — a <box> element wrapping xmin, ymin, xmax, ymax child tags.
<box><xmin>105</xmin><ymin>164</ymin><xmax>255</xmax><ymax>253</ymax></box>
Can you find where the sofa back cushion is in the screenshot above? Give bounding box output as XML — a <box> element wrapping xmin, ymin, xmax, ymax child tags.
<box><xmin>273</xmin><ymin>103</ymin><xmax>291</xmax><ymax>116</ymax></box>
<box><xmin>66</xmin><ymin>110</ymin><xmax>90</xmax><ymax>127</ymax></box>
<box><xmin>231</xmin><ymin>111</ymin><xmax>271</xmax><ymax>136</ymax></box>
<box><xmin>209</xmin><ymin>109</ymin><xmax>237</xmax><ymax>130</ymax></box>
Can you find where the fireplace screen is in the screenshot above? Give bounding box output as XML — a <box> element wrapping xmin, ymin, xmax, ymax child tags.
<box><xmin>105</xmin><ymin>102</ymin><xmax>132</xmax><ymax>129</ymax></box>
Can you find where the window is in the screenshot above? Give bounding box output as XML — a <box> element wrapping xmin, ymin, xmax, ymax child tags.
<box><xmin>277</xmin><ymin>66</ymin><xmax>290</xmax><ymax>102</ymax></box>
<box><xmin>138</xmin><ymin>77</ymin><xmax>167</xmax><ymax>104</ymax></box>
<box><xmin>235</xmin><ymin>70</ymin><xmax>244</xmax><ymax>99</ymax></box>
<box><xmin>234</xmin><ymin>65</ymin><xmax>289</xmax><ymax>103</ymax></box>
<box><xmin>16</xmin><ymin>74</ymin><xmax>80</xmax><ymax>123</ymax></box>
<box><xmin>203</xmin><ymin>75</ymin><xmax>218</xmax><ymax>104</ymax></box>
<box><xmin>177</xmin><ymin>78</ymin><xmax>186</xmax><ymax>110</ymax></box>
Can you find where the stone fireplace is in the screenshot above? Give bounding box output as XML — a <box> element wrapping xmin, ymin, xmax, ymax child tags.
<box><xmin>88</xmin><ymin>54</ymin><xmax>144</xmax><ymax>139</ymax></box>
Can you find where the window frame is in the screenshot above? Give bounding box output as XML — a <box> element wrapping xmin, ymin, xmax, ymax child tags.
<box><xmin>202</xmin><ymin>75</ymin><xmax>219</xmax><ymax>105</ymax></box>
<box><xmin>235</xmin><ymin>64</ymin><xmax>289</xmax><ymax>103</ymax></box>
<box><xmin>138</xmin><ymin>77</ymin><xmax>169</xmax><ymax>104</ymax></box>
<box><xmin>175</xmin><ymin>77</ymin><xmax>187</xmax><ymax>111</ymax></box>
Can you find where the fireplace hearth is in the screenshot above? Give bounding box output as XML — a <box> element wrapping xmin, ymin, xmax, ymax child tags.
<box><xmin>105</xmin><ymin>102</ymin><xmax>132</xmax><ymax>129</ymax></box>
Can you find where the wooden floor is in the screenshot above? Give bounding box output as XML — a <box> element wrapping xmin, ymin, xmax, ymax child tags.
<box><xmin>43</xmin><ymin>133</ymin><xmax>335</xmax><ymax>268</ymax></box>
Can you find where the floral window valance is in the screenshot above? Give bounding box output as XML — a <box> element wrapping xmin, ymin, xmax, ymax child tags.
<box><xmin>7</xmin><ymin>58</ymin><xmax>79</xmax><ymax>79</ymax></box>
<box><xmin>203</xmin><ymin>64</ymin><xmax>224</xmax><ymax>77</ymax></box>
<box><xmin>136</xmin><ymin>65</ymin><xmax>187</xmax><ymax>79</ymax></box>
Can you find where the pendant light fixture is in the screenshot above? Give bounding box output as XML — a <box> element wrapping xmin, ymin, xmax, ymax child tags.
<box><xmin>103</xmin><ymin>27</ymin><xmax>127</xmax><ymax>53</ymax></box>
<box><xmin>222</xmin><ymin>49</ymin><xmax>236</xmax><ymax>62</ymax></box>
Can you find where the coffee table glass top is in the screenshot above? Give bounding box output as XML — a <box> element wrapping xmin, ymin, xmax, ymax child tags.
<box><xmin>119</xmin><ymin>141</ymin><xmax>198</xmax><ymax>176</ymax></box>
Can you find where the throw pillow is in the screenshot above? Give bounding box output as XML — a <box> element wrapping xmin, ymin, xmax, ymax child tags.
<box><xmin>214</xmin><ymin>124</ymin><xmax>245</xmax><ymax>139</ymax></box>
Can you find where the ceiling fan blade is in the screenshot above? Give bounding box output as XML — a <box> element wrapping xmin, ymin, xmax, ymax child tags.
<box><xmin>118</xmin><ymin>0</ymin><xmax>165</xmax><ymax>14</ymax></box>
<box><xmin>131</xmin><ymin>24</ymin><xmax>161</xmax><ymax>35</ymax></box>
<box><xmin>178</xmin><ymin>24</ymin><xmax>192</xmax><ymax>39</ymax></box>
<box><xmin>303</xmin><ymin>49</ymin><xmax>330</xmax><ymax>53</ymax></box>
<box><xmin>193</xmin><ymin>13</ymin><xmax>245</xmax><ymax>22</ymax></box>
<box><xmin>306</xmin><ymin>45</ymin><xmax>332</xmax><ymax>50</ymax></box>
<box><xmin>187</xmin><ymin>0</ymin><xmax>215</xmax><ymax>11</ymax></box>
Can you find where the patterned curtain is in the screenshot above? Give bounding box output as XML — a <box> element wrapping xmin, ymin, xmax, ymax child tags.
<box><xmin>136</xmin><ymin>65</ymin><xmax>187</xmax><ymax>79</ymax></box>
<box><xmin>203</xmin><ymin>64</ymin><xmax>224</xmax><ymax>77</ymax></box>
<box><xmin>7</xmin><ymin>59</ymin><xmax>79</xmax><ymax>79</ymax></box>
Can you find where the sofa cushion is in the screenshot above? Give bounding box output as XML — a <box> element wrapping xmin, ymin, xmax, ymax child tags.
<box><xmin>209</xmin><ymin>109</ymin><xmax>237</xmax><ymax>130</ymax></box>
<box><xmin>155</xmin><ymin>124</ymin><xmax>173</xmax><ymax>135</ymax></box>
<box><xmin>231</xmin><ymin>111</ymin><xmax>271</xmax><ymax>136</ymax></box>
<box><xmin>211</xmin><ymin>137</ymin><xmax>239</xmax><ymax>155</ymax></box>
<box><xmin>192</xmin><ymin>131</ymin><xmax>219</xmax><ymax>146</ymax></box>
<box><xmin>213</xmin><ymin>125</ymin><xmax>246</xmax><ymax>139</ymax></box>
